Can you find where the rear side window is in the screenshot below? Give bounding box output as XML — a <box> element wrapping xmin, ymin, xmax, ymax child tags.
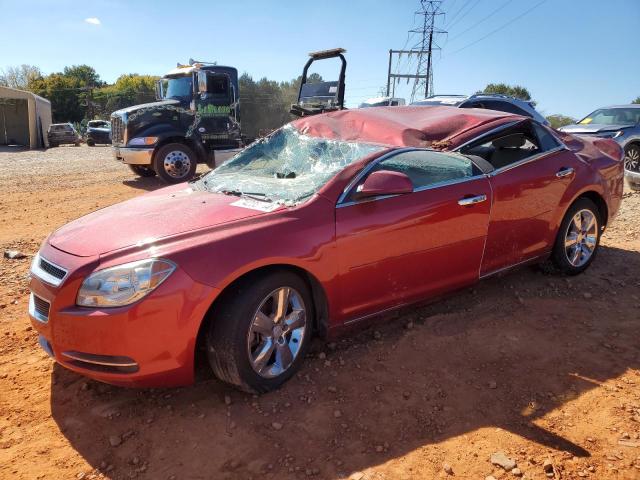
<box><xmin>484</xmin><ymin>100</ymin><xmax>531</xmax><ymax>118</ymax></box>
<box><xmin>369</xmin><ymin>150</ymin><xmax>478</xmax><ymax>189</ymax></box>
<box><xmin>533</xmin><ymin>123</ymin><xmax>561</xmax><ymax>150</ymax></box>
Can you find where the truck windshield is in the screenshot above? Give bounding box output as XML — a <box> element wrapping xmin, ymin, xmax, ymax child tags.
<box><xmin>160</xmin><ymin>75</ymin><xmax>193</xmax><ymax>100</ymax></box>
<box><xmin>197</xmin><ymin>125</ymin><xmax>384</xmax><ymax>205</ymax></box>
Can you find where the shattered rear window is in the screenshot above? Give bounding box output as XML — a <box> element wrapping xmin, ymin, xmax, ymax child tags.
<box><xmin>199</xmin><ymin>126</ymin><xmax>384</xmax><ymax>205</ymax></box>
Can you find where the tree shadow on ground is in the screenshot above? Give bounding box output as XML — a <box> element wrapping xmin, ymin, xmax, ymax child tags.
<box><xmin>49</xmin><ymin>245</ymin><xmax>640</xmax><ymax>479</ymax></box>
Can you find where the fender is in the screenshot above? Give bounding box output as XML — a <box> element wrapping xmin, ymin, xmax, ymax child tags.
<box><xmin>134</xmin><ymin>123</ymin><xmax>207</xmax><ymax>163</ymax></box>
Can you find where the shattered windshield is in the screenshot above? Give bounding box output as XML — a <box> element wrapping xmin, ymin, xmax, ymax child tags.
<box><xmin>198</xmin><ymin>126</ymin><xmax>384</xmax><ymax>205</ymax></box>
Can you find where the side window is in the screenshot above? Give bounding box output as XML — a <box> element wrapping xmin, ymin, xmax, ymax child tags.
<box><xmin>484</xmin><ymin>100</ymin><xmax>531</xmax><ymax>118</ymax></box>
<box><xmin>367</xmin><ymin>150</ymin><xmax>478</xmax><ymax>190</ymax></box>
<box><xmin>460</xmin><ymin>122</ymin><xmax>561</xmax><ymax>171</ymax></box>
<box><xmin>533</xmin><ymin>123</ymin><xmax>561</xmax><ymax>151</ymax></box>
<box><xmin>461</xmin><ymin>124</ymin><xmax>541</xmax><ymax>170</ymax></box>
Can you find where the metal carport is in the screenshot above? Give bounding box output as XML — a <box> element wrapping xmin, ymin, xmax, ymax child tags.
<box><xmin>0</xmin><ymin>86</ymin><xmax>52</xmax><ymax>148</ymax></box>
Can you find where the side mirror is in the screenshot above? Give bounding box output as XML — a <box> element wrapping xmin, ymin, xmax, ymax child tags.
<box><xmin>197</xmin><ymin>71</ymin><xmax>208</xmax><ymax>95</ymax></box>
<box><xmin>354</xmin><ymin>170</ymin><xmax>413</xmax><ymax>199</ymax></box>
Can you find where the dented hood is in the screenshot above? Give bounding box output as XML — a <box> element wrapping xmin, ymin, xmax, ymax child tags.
<box><xmin>560</xmin><ymin>123</ymin><xmax>632</xmax><ymax>134</ymax></box>
<box><xmin>48</xmin><ymin>185</ymin><xmax>274</xmax><ymax>257</ymax></box>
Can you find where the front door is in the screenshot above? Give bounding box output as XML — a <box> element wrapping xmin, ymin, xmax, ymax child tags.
<box><xmin>459</xmin><ymin>121</ymin><xmax>579</xmax><ymax>275</ymax></box>
<box><xmin>335</xmin><ymin>149</ymin><xmax>492</xmax><ymax>321</ymax></box>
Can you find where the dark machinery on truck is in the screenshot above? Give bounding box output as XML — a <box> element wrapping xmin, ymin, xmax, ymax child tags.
<box><xmin>290</xmin><ymin>48</ymin><xmax>347</xmax><ymax>117</ymax></box>
<box><xmin>111</xmin><ymin>60</ymin><xmax>243</xmax><ymax>183</ymax></box>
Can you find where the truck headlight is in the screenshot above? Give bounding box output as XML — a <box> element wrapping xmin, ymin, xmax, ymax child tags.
<box><xmin>76</xmin><ymin>259</ymin><xmax>176</xmax><ymax>307</ymax></box>
<box><xmin>128</xmin><ymin>136</ymin><xmax>158</xmax><ymax>146</ymax></box>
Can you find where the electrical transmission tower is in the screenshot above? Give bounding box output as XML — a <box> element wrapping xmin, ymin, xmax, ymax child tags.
<box><xmin>387</xmin><ymin>0</ymin><xmax>446</xmax><ymax>102</ymax></box>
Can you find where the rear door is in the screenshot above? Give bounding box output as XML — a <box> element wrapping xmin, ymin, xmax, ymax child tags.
<box><xmin>335</xmin><ymin>149</ymin><xmax>491</xmax><ymax>321</ymax></box>
<box><xmin>459</xmin><ymin>121</ymin><xmax>580</xmax><ymax>275</ymax></box>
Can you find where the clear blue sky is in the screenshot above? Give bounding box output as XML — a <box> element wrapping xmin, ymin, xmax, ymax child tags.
<box><xmin>1</xmin><ymin>0</ymin><xmax>639</xmax><ymax>118</ymax></box>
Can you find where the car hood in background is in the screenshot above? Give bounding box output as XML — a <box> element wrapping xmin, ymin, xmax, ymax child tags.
<box><xmin>87</xmin><ymin>127</ymin><xmax>111</xmax><ymax>134</ymax></box>
<box><xmin>560</xmin><ymin>123</ymin><xmax>633</xmax><ymax>134</ymax></box>
<box><xmin>48</xmin><ymin>185</ymin><xmax>276</xmax><ymax>257</ymax></box>
<box><xmin>112</xmin><ymin>99</ymin><xmax>181</xmax><ymax>116</ymax></box>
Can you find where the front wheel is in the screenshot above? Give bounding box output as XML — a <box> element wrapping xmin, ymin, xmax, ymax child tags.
<box><xmin>206</xmin><ymin>271</ymin><xmax>313</xmax><ymax>393</ymax></box>
<box><xmin>128</xmin><ymin>165</ymin><xmax>157</xmax><ymax>178</ymax></box>
<box><xmin>153</xmin><ymin>143</ymin><xmax>197</xmax><ymax>183</ymax></box>
<box><xmin>548</xmin><ymin>198</ymin><xmax>602</xmax><ymax>275</ymax></box>
<box><xmin>624</xmin><ymin>144</ymin><xmax>640</xmax><ymax>191</ymax></box>
<box><xmin>87</xmin><ymin>140</ymin><xmax>95</xmax><ymax>147</ymax></box>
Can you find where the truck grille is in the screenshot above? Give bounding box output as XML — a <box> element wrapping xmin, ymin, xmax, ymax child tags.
<box><xmin>110</xmin><ymin>114</ymin><xmax>125</xmax><ymax>146</ymax></box>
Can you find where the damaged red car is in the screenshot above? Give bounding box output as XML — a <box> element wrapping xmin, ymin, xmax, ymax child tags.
<box><xmin>28</xmin><ymin>106</ymin><xmax>624</xmax><ymax>392</ymax></box>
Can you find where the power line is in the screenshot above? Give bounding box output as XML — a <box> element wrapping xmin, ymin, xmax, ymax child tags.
<box><xmin>447</xmin><ymin>0</ymin><xmax>513</xmax><ymax>43</ymax></box>
<box><xmin>445</xmin><ymin>0</ymin><xmax>547</xmax><ymax>57</ymax></box>
<box><xmin>446</xmin><ymin>0</ymin><xmax>482</xmax><ymax>31</ymax></box>
<box><xmin>387</xmin><ymin>1</ymin><xmax>446</xmax><ymax>102</ymax></box>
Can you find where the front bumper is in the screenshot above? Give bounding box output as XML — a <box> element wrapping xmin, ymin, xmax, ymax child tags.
<box><xmin>112</xmin><ymin>146</ymin><xmax>154</xmax><ymax>166</ymax></box>
<box><xmin>625</xmin><ymin>168</ymin><xmax>640</xmax><ymax>187</ymax></box>
<box><xmin>28</xmin><ymin>245</ymin><xmax>220</xmax><ymax>388</ymax></box>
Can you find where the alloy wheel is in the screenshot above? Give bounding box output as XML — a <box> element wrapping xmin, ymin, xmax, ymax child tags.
<box><xmin>247</xmin><ymin>287</ymin><xmax>307</xmax><ymax>378</ymax></box>
<box><xmin>163</xmin><ymin>150</ymin><xmax>192</xmax><ymax>179</ymax></box>
<box><xmin>625</xmin><ymin>145</ymin><xmax>640</xmax><ymax>172</ymax></box>
<box><xmin>564</xmin><ymin>209</ymin><xmax>598</xmax><ymax>267</ymax></box>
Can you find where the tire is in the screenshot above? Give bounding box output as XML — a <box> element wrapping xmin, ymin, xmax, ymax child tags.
<box><xmin>624</xmin><ymin>144</ymin><xmax>640</xmax><ymax>191</ymax></box>
<box><xmin>153</xmin><ymin>143</ymin><xmax>197</xmax><ymax>183</ymax></box>
<box><xmin>87</xmin><ymin>140</ymin><xmax>95</xmax><ymax>147</ymax></box>
<box><xmin>128</xmin><ymin>165</ymin><xmax>157</xmax><ymax>178</ymax></box>
<box><xmin>49</xmin><ymin>143</ymin><xmax>57</xmax><ymax>148</ymax></box>
<box><xmin>206</xmin><ymin>271</ymin><xmax>314</xmax><ymax>393</ymax></box>
<box><xmin>548</xmin><ymin>197</ymin><xmax>602</xmax><ymax>275</ymax></box>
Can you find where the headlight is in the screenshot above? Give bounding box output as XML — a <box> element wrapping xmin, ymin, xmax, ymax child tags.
<box><xmin>612</xmin><ymin>130</ymin><xmax>624</xmax><ymax>139</ymax></box>
<box><xmin>76</xmin><ymin>259</ymin><xmax>176</xmax><ymax>307</ymax></box>
<box><xmin>128</xmin><ymin>136</ymin><xmax>158</xmax><ymax>146</ymax></box>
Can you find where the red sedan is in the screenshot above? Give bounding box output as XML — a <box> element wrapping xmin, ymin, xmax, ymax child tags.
<box><xmin>28</xmin><ymin>107</ymin><xmax>624</xmax><ymax>392</ymax></box>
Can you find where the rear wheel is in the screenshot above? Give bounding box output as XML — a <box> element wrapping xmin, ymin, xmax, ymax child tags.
<box><xmin>206</xmin><ymin>271</ymin><xmax>313</xmax><ymax>393</ymax></box>
<box><xmin>128</xmin><ymin>165</ymin><xmax>157</xmax><ymax>177</ymax></box>
<box><xmin>153</xmin><ymin>143</ymin><xmax>197</xmax><ymax>183</ymax></box>
<box><xmin>87</xmin><ymin>140</ymin><xmax>95</xmax><ymax>147</ymax></box>
<box><xmin>548</xmin><ymin>198</ymin><xmax>602</xmax><ymax>275</ymax></box>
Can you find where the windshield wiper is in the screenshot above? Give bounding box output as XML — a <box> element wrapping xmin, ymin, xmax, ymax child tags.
<box><xmin>220</xmin><ymin>189</ymin><xmax>272</xmax><ymax>202</ymax></box>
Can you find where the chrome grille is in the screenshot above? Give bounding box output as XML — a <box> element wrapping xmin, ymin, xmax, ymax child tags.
<box><xmin>110</xmin><ymin>114</ymin><xmax>125</xmax><ymax>145</ymax></box>
<box><xmin>31</xmin><ymin>254</ymin><xmax>68</xmax><ymax>287</ymax></box>
<box><xmin>39</xmin><ymin>257</ymin><xmax>66</xmax><ymax>280</ymax></box>
<box><xmin>29</xmin><ymin>293</ymin><xmax>50</xmax><ymax>323</ymax></box>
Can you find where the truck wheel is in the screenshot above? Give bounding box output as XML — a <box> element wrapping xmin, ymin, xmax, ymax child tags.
<box><xmin>206</xmin><ymin>271</ymin><xmax>313</xmax><ymax>393</ymax></box>
<box><xmin>128</xmin><ymin>165</ymin><xmax>157</xmax><ymax>178</ymax></box>
<box><xmin>153</xmin><ymin>143</ymin><xmax>197</xmax><ymax>183</ymax></box>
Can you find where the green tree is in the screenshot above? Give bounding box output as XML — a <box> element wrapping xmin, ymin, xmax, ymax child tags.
<box><xmin>0</xmin><ymin>64</ymin><xmax>42</xmax><ymax>90</ymax></box>
<box><xmin>63</xmin><ymin>65</ymin><xmax>103</xmax><ymax>87</ymax></box>
<box><xmin>94</xmin><ymin>74</ymin><xmax>159</xmax><ymax>117</ymax></box>
<box><xmin>30</xmin><ymin>73</ymin><xmax>85</xmax><ymax>122</ymax></box>
<box><xmin>546</xmin><ymin>114</ymin><xmax>576</xmax><ymax>129</ymax></box>
<box><xmin>632</xmin><ymin>97</ymin><xmax>640</xmax><ymax>104</ymax></box>
<box><xmin>477</xmin><ymin>83</ymin><xmax>534</xmax><ymax>103</ymax></box>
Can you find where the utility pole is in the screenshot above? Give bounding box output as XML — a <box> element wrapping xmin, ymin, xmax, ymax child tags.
<box><xmin>387</xmin><ymin>0</ymin><xmax>445</xmax><ymax>102</ymax></box>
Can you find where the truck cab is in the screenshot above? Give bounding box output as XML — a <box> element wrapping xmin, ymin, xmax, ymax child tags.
<box><xmin>111</xmin><ymin>62</ymin><xmax>243</xmax><ymax>183</ymax></box>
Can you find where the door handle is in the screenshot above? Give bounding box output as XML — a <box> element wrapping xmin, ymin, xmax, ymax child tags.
<box><xmin>458</xmin><ymin>194</ymin><xmax>487</xmax><ymax>206</ymax></box>
<box><xmin>556</xmin><ymin>167</ymin><xmax>574</xmax><ymax>178</ymax></box>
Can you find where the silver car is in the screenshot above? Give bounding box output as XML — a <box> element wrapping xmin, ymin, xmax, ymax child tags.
<box><xmin>560</xmin><ymin>105</ymin><xmax>640</xmax><ymax>191</ymax></box>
